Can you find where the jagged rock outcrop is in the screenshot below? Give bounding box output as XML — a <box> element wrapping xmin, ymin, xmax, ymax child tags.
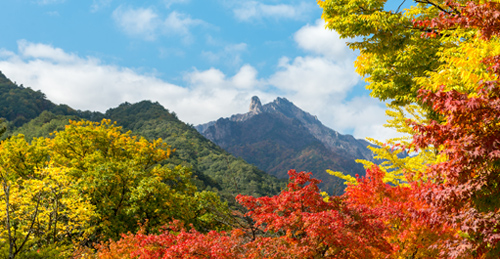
<box><xmin>196</xmin><ymin>96</ymin><xmax>375</xmax><ymax>195</ymax></box>
<box><xmin>249</xmin><ymin>96</ymin><xmax>263</xmax><ymax>114</ymax></box>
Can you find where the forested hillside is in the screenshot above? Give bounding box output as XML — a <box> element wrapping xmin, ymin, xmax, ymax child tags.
<box><xmin>0</xmin><ymin>72</ymin><xmax>99</xmax><ymax>127</ymax></box>
<box><xmin>1</xmin><ymin>78</ymin><xmax>285</xmax><ymax>203</ymax></box>
<box><xmin>103</xmin><ymin>101</ymin><xmax>285</xmax><ymax>201</ymax></box>
<box><xmin>0</xmin><ymin>72</ymin><xmax>287</xmax><ymax>257</ymax></box>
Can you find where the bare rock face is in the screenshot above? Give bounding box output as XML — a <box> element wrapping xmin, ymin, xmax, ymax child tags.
<box><xmin>249</xmin><ymin>96</ymin><xmax>263</xmax><ymax>114</ymax></box>
<box><xmin>196</xmin><ymin>96</ymin><xmax>375</xmax><ymax>195</ymax></box>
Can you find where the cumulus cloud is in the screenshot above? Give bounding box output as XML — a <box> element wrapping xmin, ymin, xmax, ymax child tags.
<box><xmin>112</xmin><ymin>6</ymin><xmax>159</xmax><ymax>40</ymax></box>
<box><xmin>17</xmin><ymin>39</ymin><xmax>79</xmax><ymax>63</ymax></box>
<box><xmin>0</xmin><ymin>40</ymin><xmax>267</xmax><ymax>125</ymax></box>
<box><xmin>269</xmin><ymin>56</ymin><xmax>358</xmax><ymax>99</ymax></box>
<box><xmin>231</xmin><ymin>1</ymin><xmax>315</xmax><ymax>22</ymax></box>
<box><xmin>325</xmin><ymin>97</ymin><xmax>399</xmax><ymax>142</ymax></box>
<box><xmin>0</xmin><ymin>17</ymin><xmax>399</xmax><ymax>141</ymax></box>
<box><xmin>112</xmin><ymin>6</ymin><xmax>206</xmax><ymax>42</ymax></box>
<box><xmin>1</xmin><ymin>41</ymin><xmax>184</xmax><ymax>112</ymax></box>
<box><xmin>186</xmin><ymin>65</ymin><xmax>261</xmax><ymax>90</ymax></box>
<box><xmin>294</xmin><ymin>19</ymin><xmax>355</xmax><ymax>60</ymax></box>
<box><xmin>163</xmin><ymin>11</ymin><xmax>206</xmax><ymax>41</ymax></box>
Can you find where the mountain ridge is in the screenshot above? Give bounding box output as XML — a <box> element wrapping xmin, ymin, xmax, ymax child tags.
<box><xmin>0</xmin><ymin>71</ymin><xmax>286</xmax><ymax>207</ymax></box>
<box><xmin>196</xmin><ymin>96</ymin><xmax>374</xmax><ymax>194</ymax></box>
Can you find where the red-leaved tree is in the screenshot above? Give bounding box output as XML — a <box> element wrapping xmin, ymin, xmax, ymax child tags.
<box><xmin>409</xmin><ymin>1</ymin><xmax>500</xmax><ymax>257</ymax></box>
<box><xmin>98</xmin><ymin>170</ymin><xmax>395</xmax><ymax>258</ymax></box>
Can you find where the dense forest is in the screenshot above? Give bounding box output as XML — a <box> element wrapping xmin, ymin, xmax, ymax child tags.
<box><xmin>0</xmin><ymin>72</ymin><xmax>286</xmax><ymax>257</ymax></box>
<box><xmin>2</xmin><ymin>0</ymin><xmax>500</xmax><ymax>258</ymax></box>
<box><xmin>0</xmin><ymin>73</ymin><xmax>285</xmax><ymax>202</ymax></box>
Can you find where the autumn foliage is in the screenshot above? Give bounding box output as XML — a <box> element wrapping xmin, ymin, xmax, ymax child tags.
<box><xmin>2</xmin><ymin>0</ymin><xmax>500</xmax><ymax>258</ymax></box>
<box><xmin>98</xmin><ymin>0</ymin><xmax>500</xmax><ymax>257</ymax></box>
<box><xmin>0</xmin><ymin>120</ymin><xmax>230</xmax><ymax>258</ymax></box>
<box><xmin>99</xmin><ymin>170</ymin><xmax>395</xmax><ymax>258</ymax></box>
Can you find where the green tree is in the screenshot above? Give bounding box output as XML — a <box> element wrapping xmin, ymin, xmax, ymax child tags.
<box><xmin>319</xmin><ymin>0</ymin><xmax>447</xmax><ymax>106</ymax></box>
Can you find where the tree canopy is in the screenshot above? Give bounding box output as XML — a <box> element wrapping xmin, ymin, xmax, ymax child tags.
<box><xmin>0</xmin><ymin>119</ymin><xmax>231</xmax><ymax>258</ymax></box>
<box><xmin>99</xmin><ymin>0</ymin><xmax>500</xmax><ymax>257</ymax></box>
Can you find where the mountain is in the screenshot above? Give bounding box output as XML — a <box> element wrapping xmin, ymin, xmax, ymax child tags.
<box><xmin>0</xmin><ymin>71</ymin><xmax>104</xmax><ymax>128</ymax></box>
<box><xmin>196</xmin><ymin>96</ymin><xmax>374</xmax><ymax>194</ymax></box>
<box><xmin>0</xmin><ymin>71</ymin><xmax>286</xmax><ymax>207</ymax></box>
<box><xmin>102</xmin><ymin>101</ymin><xmax>286</xmax><ymax>204</ymax></box>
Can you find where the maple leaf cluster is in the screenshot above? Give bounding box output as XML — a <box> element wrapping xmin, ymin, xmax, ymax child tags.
<box><xmin>410</xmin><ymin>84</ymin><xmax>500</xmax><ymax>255</ymax></box>
<box><xmin>408</xmin><ymin>0</ymin><xmax>500</xmax><ymax>256</ymax></box>
<box><xmin>414</xmin><ymin>0</ymin><xmax>500</xmax><ymax>40</ymax></box>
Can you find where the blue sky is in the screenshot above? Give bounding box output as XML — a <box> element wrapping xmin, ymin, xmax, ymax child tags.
<box><xmin>0</xmin><ymin>0</ymin><xmax>407</xmax><ymax>141</ymax></box>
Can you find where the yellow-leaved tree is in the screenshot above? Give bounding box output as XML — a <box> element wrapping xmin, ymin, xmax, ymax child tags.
<box><xmin>0</xmin><ymin>119</ymin><xmax>230</xmax><ymax>258</ymax></box>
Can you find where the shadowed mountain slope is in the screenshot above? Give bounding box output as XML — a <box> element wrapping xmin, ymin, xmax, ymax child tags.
<box><xmin>196</xmin><ymin>96</ymin><xmax>375</xmax><ymax>194</ymax></box>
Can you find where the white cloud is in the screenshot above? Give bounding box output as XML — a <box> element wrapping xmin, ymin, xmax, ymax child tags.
<box><xmin>91</xmin><ymin>0</ymin><xmax>112</xmax><ymax>12</ymax></box>
<box><xmin>0</xmin><ymin>41</ymin><xmax>267</xmax><ymax>126</ymax></box>
<box><xmin>0</xmin><ymin>41</ymin><xmax>187</xmax><ymax>113</ymax></box>
<box><xmin>232</xmin><ymin>1</ymin><xmax>314</xmax><ymax>22</ymax></box>
<box><xmin>232</xmin><ymin>65</ymin><xmax>260</xmax><ymax>89</ymax></box>
<box><xmin>112</xmin><ymin>6</ymin><xmax>206</xmax><ymax>42</ymax></box>
<box><xmin>294</xmin><ymin>19</ymin><xmax>355</xmax><ymax>60</ymax></box>
<box><xmin>325</xmin><ymin>97</ymin><xmax>400</xmax><ymax>142</ymax></box>
<box><xmin>18</xmin><ymin>40</ymin><xmax>79</xmax><ymax>63</ymax></box>
<box><xmin>0</xmin><ymin>49</ymin><xmax>16</xmax><ymax>59</ymax></box>
<box><xmin>265</xmin><ymin>19</ymin><xmax>360</xmax><ymax>123</ymax></box>
<box><xmin>112</xmin><ymin>6</ymin><xmax>159</xmax><ymax>40</ymax></box>
<box><xmin>186</xmin><ymin>68</ymin><xmax>226</xmax><ymax>89</ymax></box>
<box><xmin>269</xmin><ymin>56</ymin><xmax>358</xmax><ymax>98</ymax></box>
<box><xmin>187</xmin><ymin>65</ymin><xmax>261</xmax><ymax>90</ymax></box>
<box><xmin>162</xmin><ymin>11</ymin><xmax>206</xmax><ymax>43</ymax></box>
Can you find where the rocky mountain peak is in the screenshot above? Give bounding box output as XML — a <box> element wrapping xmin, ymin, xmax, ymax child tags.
<box><xmin>195</xmin><ymin>95</ymin><xmax>375</xmax><ymax>195</ymax></box>
<box><xmin>273</xmin><ymin>97</ymin><xmax>291</xmax><ymax>105</ymax></box>
<box><xmin>249</xmin><ymin>96</ymin><xmax>262</xmax><ymax>114</ymax></box>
